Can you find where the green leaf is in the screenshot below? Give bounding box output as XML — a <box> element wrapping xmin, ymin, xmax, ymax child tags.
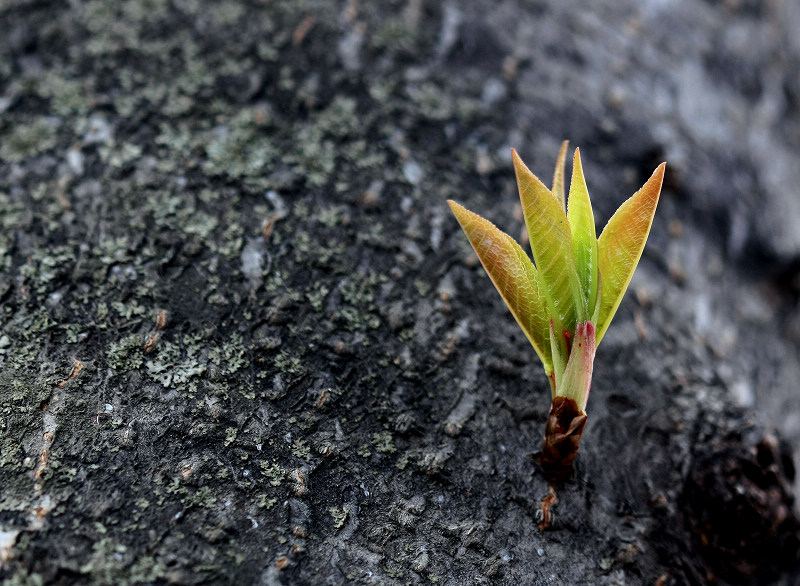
<box><xmin>567</xmin><ymin>148</ymin><xmax>599</xmax><ymax>320</ymax></box>
<box><xmin>551</xmin><ymin>140</ymin><xmax>569</xmax><ymax>211</ymax></box>
<box><xmin>448</xmin><ymin>200</ymin><xmax>552</xmax><ymax>373</ymax></box>
<box><xmin>512</xmin><ymin>149</ymin><xmax>586</xmax><ymax>339</ymax></box>
<box><xmin>596</xmin><ymin>163</ymin><xmax>666</xmax><ymax>344</ymax></box>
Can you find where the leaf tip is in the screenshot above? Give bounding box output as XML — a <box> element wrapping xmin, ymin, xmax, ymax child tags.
<box><xmin>571</xmin><ymin>147</ymin><xmax>584</xmax><ymax>175</ymax></box>
<box><xmin>653</xmin><ymin>161</ymin><xmax>667</xmax><ymax>182</ymax></box>
<box><xmin>511</xmin><ymin>148</ymin><xmax>523</xmax><ymax>168</ymax></box>
<box><xmin>638</xmin><ymin>162</ymin><xmax>667</xmax><ymax>206</ymax></box>
<box><xmin>447</xmin><ymin>199</ymin><xmax>468</xmax><ymax>217</ymax></box>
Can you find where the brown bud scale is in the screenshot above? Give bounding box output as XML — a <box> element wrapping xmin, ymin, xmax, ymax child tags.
<box><xmin>540</xmin><ymin>396</ymin><xmax>587</xmax><ymax>482</ymax></box>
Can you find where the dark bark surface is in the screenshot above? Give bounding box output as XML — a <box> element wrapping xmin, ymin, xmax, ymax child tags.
<box><xmin>2</xmin><ymin>1</ymin><xmax>800</xmax><ymax>584</ymax></box>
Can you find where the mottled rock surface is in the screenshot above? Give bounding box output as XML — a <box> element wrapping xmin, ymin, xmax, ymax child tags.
<box><xmin>2</xmin><ymin>1</ymin><xmax>800</xmax><ymax>584</ymax></box>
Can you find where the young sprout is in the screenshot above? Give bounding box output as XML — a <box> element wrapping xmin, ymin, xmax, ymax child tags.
<box><xmin>449</xmin><ymin>142</ymin><xmax>665</xmax><ymax>481</ymax></box>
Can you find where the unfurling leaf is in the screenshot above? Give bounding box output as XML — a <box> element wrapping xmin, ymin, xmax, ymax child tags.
<box><xmin>512</xmin><ymin>149</ymin><xmax>585</xmax><ymax>343</ymax></box>
<box><xmin>596</xmin><ymin>163</ymin><xmax>666</xmax><ymax>344</ymax></box>
<box><xmin>567</xmin><ymin>149</ymin><xmax>599</xmax><ymax>320</ymax></box>
<box><xmin>551</xmin><ymin>140</ymin><xmax>569</xmax><ymax>211</ymax></box>
<box><xmin>448</xmin><ymin>200</ymin><xmax>553</xmax><ymax>374</ymax></box>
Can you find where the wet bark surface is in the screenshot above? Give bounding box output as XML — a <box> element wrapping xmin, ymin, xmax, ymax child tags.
<box><xmin>2</xmin><ymin>1</ymin><xmax>800</xmax><ymax>584</ymax></box>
